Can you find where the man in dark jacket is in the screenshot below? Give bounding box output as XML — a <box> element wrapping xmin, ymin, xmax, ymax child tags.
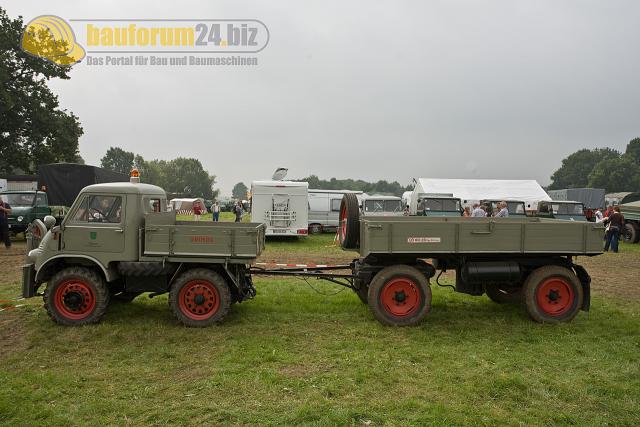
<box><xmin>0</xmin><ymin>198</ymin><xmax>12</xmax><ymax>249</ymax></box>
<box><xmin>234</xmin><ymin>202</ymin><xmax>243</xmax><ymax>222</ymax></box>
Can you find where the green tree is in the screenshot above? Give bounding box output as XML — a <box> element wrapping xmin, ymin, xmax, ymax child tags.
<box><xmin>232</xmin><ymin>182</ymin><xmax>248</xmax><ymax>199</ymax></box>
<box><xmin>162</xmin><ymin>157</ymin><xmax>216</xmax><ymax>199</ymax></box>
<box><xmin>548</xmin><ymin>148</ymin><xmax>620</xmax><ymax>189</ymax></box>
<box><xmin>0</xmin><ymin>7</ymin><xmax>83</xmax><ymax>174</ymax></box>
<box><xmin>100</xmin><ymin>147</ymin><xmax>134</xmax><ymax>175</ymax></box>
<box><xmin>625</xmin><ymin>137</ymin><xmax>640</xmax><ymax>165</ymax></box>
<box><xmin>588</xmin><ymin>157</ymin><xmax>640</xmax><ymax>192</ymax></box>
<box><xmin>293</xmin><ymin>175</ymin><xmax>409</xmax><ymax>196</ymax></box>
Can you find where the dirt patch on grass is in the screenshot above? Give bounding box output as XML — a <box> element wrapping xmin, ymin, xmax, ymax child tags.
<box><xmin>0</xmin><ymin>312</ymin><xmax>27</xmax><ymax>359</ymax></box>
<box><xmin>578</xmin><ymin>252</ymin><xmax>640</xmax><ymax>300</ymax></box>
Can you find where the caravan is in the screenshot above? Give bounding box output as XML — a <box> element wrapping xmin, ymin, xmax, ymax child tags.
<box><xmin>308</xmin><ymin>189</ymin><xmax>362</xmax><ymax>233</ymax></box>
<box><xmin>250</xmin><ymin>181</ymin><xmax>309</xmax><ymax>237</ymax></box>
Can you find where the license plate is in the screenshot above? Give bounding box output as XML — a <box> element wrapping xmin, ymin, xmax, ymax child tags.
<box><xmin>272</xmin><ymin>229</ymin><xmax>287</xmax><ymax>234</ymax></box>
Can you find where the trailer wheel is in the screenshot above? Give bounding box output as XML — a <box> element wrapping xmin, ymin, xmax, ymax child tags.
<box><xmin>523</xmin><ymin>266</ymin><xmax>583</xmax><ymax>324</ymax></box>
<box><xmin>309</xmin><ymin>224</ymin><xmax>323</xmax><ymax>234</ymax></box>
<box><xmin>44</xmin><ymin>267</ymin><xmax>110</xmax><ymax>326</ymax></box>
<box><xmin>368</xmin><ymin>265</ymin><xmax>431</xmax><ymax>326</ymax></box>
<box><xmin>623</xmin><ymin>222</ymin><xmax>639</xmax><ymax>244</ymax></box>
<box><xmin>169</xmin><ymin>268</ymin><xmax>231</xmax><ymax>327</ymax></box>
<box><xmin>485</xmin><ymin>284</ymin><xmax>521</xmax><ymax>304</ymax></box>
<box><xmin>339</xmin><ymin>193</ymin><xmax>360</xmax><ymax>249</ymax></box>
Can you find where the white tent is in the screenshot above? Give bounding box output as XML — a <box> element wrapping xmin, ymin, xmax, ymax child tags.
<box><xmin>412</xmin><ymin>178</ymin><xmax>551</xmax><ymax>211</ymax></box>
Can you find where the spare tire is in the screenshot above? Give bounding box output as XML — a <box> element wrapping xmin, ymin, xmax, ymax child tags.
<box><xmin>339</xmin><ymin>193</ymin><xmax>360</xmax><ymax>249</ymax></box>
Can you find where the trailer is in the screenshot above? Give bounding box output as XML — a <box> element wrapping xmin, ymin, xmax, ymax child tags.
<box><xmin>621</xmin><ymin>201</ymin><xmax>640</xmax><ymax>243</ymax></box>
<box><xmin>250</xmin><ymin>180</ymin><xmax>309</xmax><ymax>237</ymax></box>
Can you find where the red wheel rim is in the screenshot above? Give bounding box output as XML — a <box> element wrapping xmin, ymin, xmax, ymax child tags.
<box><xmin>178</xmin><ymin>280</ymin><xmax>220</xmax><ymax>320</ymax></box>
<box><xmin>536</xmin><ymin>277</ymin><xmax>574</xmax><ymax>316</ymax></box>
<box><xmin>339</xmin><ymin>205</ymin><xmax>347</xmax><ymax>243</ymax></box>
<box><xmin>54</xmin><ymin>279</ymin><xmax>96</xmax><ymax>320</ymax></box>
<box><xmin>381</xmin><ymin>277</ymin><xmax>422</xmax><ymax>317</ymax></box>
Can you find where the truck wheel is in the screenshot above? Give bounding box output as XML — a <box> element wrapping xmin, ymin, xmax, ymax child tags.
<box><xmin>169</xmin><ymin>268</ymin><xmax>231</xmax><ymax>327</ymax></box>
<box><xmin>309</xmin><ymin>224</ymin><xmax>323</xmax><ymax>234</ymax></box>
<box><xmin>485</xmin><ymin>284</ymin><xmax>521</xmax><ymax>304</ymax></box>
<box><xmin>354</xmin><ymin>279</ymin><xmax>369</xmax><ymax>304</ymax></box>
<box><xmin>44</xmin><ymin>267</ymin><xmax>110</xmax><ymax>326</ymax></box>
<box><xmin>367</xmin><ymin>265</ymin><xmax>431</xmax><ymax>326</ymax></box>
<box><xmin>339</xmin><ymin>193</ymin><xmax>360</xmax><ymax>249</ymax></box>
<box><xmin>523</xmin><ymin>266</ymin><xmax>583</xmax><ymax>324</ymax></box>
<box><xmin>623</xmin><ymin>223</ymin><xmax>639</xmax><ymax>243</ymax></box>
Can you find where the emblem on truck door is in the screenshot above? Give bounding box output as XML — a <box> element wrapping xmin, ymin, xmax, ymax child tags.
<box><xmin>407</xmin><ymin>237</ymin><xmax>441</xmax><ymax>243</ymax></box>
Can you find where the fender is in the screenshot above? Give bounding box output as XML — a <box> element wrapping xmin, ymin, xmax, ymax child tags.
<box><xmin>36</xmin><ymin>254</ymin><xmax>119</xmax><ymax>283</ymax></box>
<box><xmin>572</xmin><ymin>264</ymin><xmax>591</xmax><ymax>312</ymax></box>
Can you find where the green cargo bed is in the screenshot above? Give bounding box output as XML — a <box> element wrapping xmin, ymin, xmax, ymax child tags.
<box><xmin>358</xmin><ymin>216</ymin><xmax>604</xmax><ymax>257</ymax></box>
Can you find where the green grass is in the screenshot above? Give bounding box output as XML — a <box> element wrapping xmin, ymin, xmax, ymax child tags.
<box><xmin>1</xmin><ymin>238</ymin><xmax>639</xmax><ymax>425</ymax></box>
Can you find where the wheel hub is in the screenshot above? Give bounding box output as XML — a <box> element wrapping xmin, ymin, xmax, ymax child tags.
<box><xmin>536</xmin><ymin>278</ymin><xmax>574</xmax><ymax>316</ymax></box>
<box><xmin>63</xmin><ymin>291</ymin><xmax>84</xmax><ymax>310</ymax></box>
<box><xmin>547</xmin><ymin>289</ymin><xmax>560</xmax><ymax>303</ymax></box>
<box><xmin>194</xmin><ymin>294</ymin><xmax>206</xmax><ymax>305</ymax></box>
<box><xmin>178</xmin><ymin>280</ymin><xmax>221</xmax><ymax>320</ymax></box>
<box><xmin>381</xmin><ymin>278</ymin><xmax>421</xmax><ymax>317</ymax></box>
<box><xmin>394</xmin><ymin>291</ymin><xmax>407</xmax><ymax>304</ymax></box>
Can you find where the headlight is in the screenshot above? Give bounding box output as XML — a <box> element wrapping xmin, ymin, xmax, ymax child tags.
<box><xmin>17</xmin><ymin>216</ymin><xmax>24</xmax><ymax>222</ymax></box>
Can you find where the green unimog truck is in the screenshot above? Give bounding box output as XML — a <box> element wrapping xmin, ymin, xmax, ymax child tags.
<box><xmin>0</xmin><ymin>190</ymin><xmax>51</xmax><ymax>234</ymax></box>
<box><xmin>23</xmin><ymin>177</ymin><xmax>265</xmax><ymax>327</ymax></box>
<box><xmin>620</xmin><ymin>201</ymin><xmax>640</xmax><ymax>243</ymax></box>
<box><xmin>338</xmin><ymin>194</ymin><xmax>603</xmax><ymax>326</ymax></box>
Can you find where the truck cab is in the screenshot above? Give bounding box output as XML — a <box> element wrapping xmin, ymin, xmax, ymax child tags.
<box><xmin>0</xmin><ymin>190</ymin><xmax>51</xmax><ymax>234</ymax></box>
<box><xmin>537</xmin><ymin>201</ymin><xmax>587</xmax><ymax>221</ymax></box>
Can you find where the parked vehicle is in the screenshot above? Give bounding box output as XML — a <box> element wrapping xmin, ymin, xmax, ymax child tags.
<box><xmin>416</xmin><ymin>195</ymin><xmax>463</xmax><ymax>217</ymax></box>
<box><xmin>307</xmin><ymin>189</ymin><xmax>363</xmax><ymax>234</ymax></box>
<box><xmin>0</xmin><ymin>190</ymin><xmax>51</xmax><ymax>234</ymax></box>
<box><xmin>480</xmin><ymin>200</ymin><xmax>528</xmax><ymax>217</ymax></box>
<box><xmin>361</xmin><ymin>195</ymin><xmax>404</xmax><ymax>216</ymax></box>
<box><xmin>338</xmin><ymin>193</ymin><xmax>603</xmax><ymax>326</ymax></box>
<box><xmin>22</xmin><ymin>176</ymin><xmax>265</xmax><ymax>327</ymax></box>
<box><xmin>547</xmin><ymin>188</ymin><xmax>605</xmax><ymax>212</ymax></box>
<box><xmin>537</xmin><ymin>201</ymin><xmax>587</xmax><ymax>221</ymax></box>
<box><xmin>620</xmin><ymin>201</ymin><xmax>640</xmax><ymax>243</ymax></box>
<box><xmin>250</xmin><ymin>180</ymin><xmax>309</xmax><ymax>236</ymax></box>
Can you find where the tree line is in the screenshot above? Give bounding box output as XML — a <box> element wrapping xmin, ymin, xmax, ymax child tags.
<box><xmin>292</xmin><ymin>175</ymin><xmax>411</xmax><ymax>197</ymax></box>
<box><xmin>548</xmin><ymin>138</ymin><xmax>640</xmax><ymax>192</ymax></box>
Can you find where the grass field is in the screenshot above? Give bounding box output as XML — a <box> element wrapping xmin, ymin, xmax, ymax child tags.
<box><xmin>1</xmin><ymin>235</ymin><xmax>639</xmax><ymax>425</ymax></box>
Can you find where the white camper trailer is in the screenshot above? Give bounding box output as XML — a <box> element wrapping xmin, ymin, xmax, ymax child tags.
<box><xmin>410</xmin><ymin>178</ymin><xmax>551</xmax><ymax>214</ymax></box>
<box><xmin>251</xmin><ymin>180</ymin><xmax>309</xmax><ymax>237</ymax></box>
<box><xmin>308</xmin><ymin>189</ymin><xmax>363</xmax><ymax>233</ymax></box>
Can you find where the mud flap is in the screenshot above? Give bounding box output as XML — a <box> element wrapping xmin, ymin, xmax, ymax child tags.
<box><xmin>22</xmin><ymin>264</ymin><xmax>36</xmax><ymax>298</ymax></box>
<box><xmin>572</xmin><ymin>264</ymin><xmax>591</xmax><ymax>311</ymax></box>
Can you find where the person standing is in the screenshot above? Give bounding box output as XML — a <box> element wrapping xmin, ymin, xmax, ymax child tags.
<box><xmin>212</xmin><ymin>202</ymin><xmax>220</xmax><ymax>222</ymax></box>
<box><xmin>603</xmin><ymin>206</ymin><xmax>624</xmax><ymax>253</ymax></box>
<box><xmin>193</xmin><ymin>201</ymin><xmax>202</xmax><ymax>221</ymax></box>
<box><xmin>0</xmin><ymin>197</ymin><xmax>12</xmax><ymax>249</ymax></box>
<box><xmin>494</xmin><ymin>201</ymin><xmax>509</xmax><ymax>217</ymax></box>
<box><xmin>594</xmin><ymin>207</ymin><xmax>604</xmax><ymax>223</ymax></box>
<box><xmin>471</xmin><ymin>203</ymin><xmax>485</xmax><ymax>217</ymax></box>
<box><xmin>463</xmin><ymin>206</ymin><xmax>471</xmax><ymax>217</ymax></box>
<box><xmin>234</xmin><ymin>201</ymin><xmax>243</xmax><ymax>222</ymax></box>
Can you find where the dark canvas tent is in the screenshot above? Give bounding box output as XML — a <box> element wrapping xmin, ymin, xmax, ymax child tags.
<box><xmin>38</xmin><ymin>163</ymin><xmax>128</xmax><ymax>206</ymax></box>
<box><xmin>546</xmin><ymin>188</ymin><xmax>605</xmax><ymax>209</ymax></box>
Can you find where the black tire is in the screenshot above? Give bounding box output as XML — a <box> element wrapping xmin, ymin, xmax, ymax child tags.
<box><xmin>523</xmin><ymin>265</ymin><xmax>583</xmax><ymax>324</ymax></box>
<box><xmin>367</xmin><ymin>265</ymin><xmax>431</xmax><ymax>326</ymax></box>
<box><xmin>485</xmin><ymin>284</ymin><xmax>522</xmax><ymax>304</ymax></box>
<box><xmin>169</xmin><ymin>268</ymin><xmax>231</xmax><ymax>327</ymax></box>
<box><xmin>623</xmin><ymin>222</ymin><xmax>639</xmax><ymax>244</ymax></box>
<box><xmin>44</xmin><ymin>267</ymin><xmax>110</xmax><ymax>326</ymax></box>
<box><xmin>309</xmin><ymin>224</ymin><xmax>323</xmax><ymax>234</ymax></box>
<box><xmin>339</xmin><ymin>193</ymin><xmax>360</xmax><ymax>249</ymax></box>
<box><xmin>354</xmin><ymin>279</ymin><xmax>369</xmax><ymax>304</ymax></box>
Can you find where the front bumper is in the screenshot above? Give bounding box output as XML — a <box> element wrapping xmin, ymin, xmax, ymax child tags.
<box><xmin>22</xmin><ymin>264</ymin><xmax>36</xmax><ymax>298</ymax></box>
<box><xmin>8</xmin><ymin>223</ymin><xmax>27</xmax><ymax>233</ymax></box>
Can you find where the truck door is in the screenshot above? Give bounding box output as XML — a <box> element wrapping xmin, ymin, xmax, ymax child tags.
<box><xmin>62</xmin><ymin>194</ymin><xmax>126</xmax><ymax>253</ymax></box>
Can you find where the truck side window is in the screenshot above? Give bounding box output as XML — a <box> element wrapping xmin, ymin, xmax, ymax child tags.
<box><xmin>144</xmin><ymin>198</ymin><xmax>163</xmax><ymax>213</ymax></box>
<box><xmin>35</xmin><ymin>194</ymin><xmax>47</xmax><ymax>206</ymax></box>
<box><xmin>330</xmin><ymin>199</ymin><xmax>341</xmax><ymax>212</ymax></box>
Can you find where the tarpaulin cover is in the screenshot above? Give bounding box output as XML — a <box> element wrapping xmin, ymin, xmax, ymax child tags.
<box><xmin>546</xmin><ymin>188</ymin><xmax>605</xmax><ymax>209</ymax></box>
<box><xmin>413</xmin><ymin>178</ymin><xmax>551</xmax><ymax>210</ymax></box>
<box><xmin>38</xmin><ymin>163</ymin><xmax>128</xmax><ymax>206</ymax></box>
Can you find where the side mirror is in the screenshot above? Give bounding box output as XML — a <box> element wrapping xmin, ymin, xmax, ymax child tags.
<box><xmin>43</xmin><ymin>215</ymin><xmax>56</xmax><ymax>229</ymax></box>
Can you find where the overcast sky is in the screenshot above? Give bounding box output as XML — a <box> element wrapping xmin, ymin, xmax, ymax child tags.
<box><xmin>5</xmin><ymin>1</ymin><xmax>640</xmax><ymax>194</ymax></box>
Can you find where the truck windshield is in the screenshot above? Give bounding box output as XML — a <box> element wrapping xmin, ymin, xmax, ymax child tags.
<box><xmin>364</xmin><ymin>200</ymin><xmax>402</xmax><ymax>213</ymax></box>
<box><xmin>424</xmin><ymin>199</ymin><xmax>461</xmax><ymax>212</ymax></box>
<box><xmin>552</xmin><ymin>203</ymin><xmax>584</xmax><ymax>215</ymax></box>
<box><xmin>0</xmin><ymin>193</ymin><xmax>35</xmax><ymax>207</ymax></box>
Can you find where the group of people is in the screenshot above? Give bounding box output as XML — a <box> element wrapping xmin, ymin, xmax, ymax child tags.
<box><xmin>191</xmin><ymin>200</ymin><xmax>243</xmax><ymax>222</ymax></box>
<box><xmin>463</xmin><ymin>201</ymin><xmax>510</xmax><ymax>218</ymax></box>
<box><xmin>598</xmin><ymin>206</ymin><xmax>625</xmax><ymax>253</ymax></box>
